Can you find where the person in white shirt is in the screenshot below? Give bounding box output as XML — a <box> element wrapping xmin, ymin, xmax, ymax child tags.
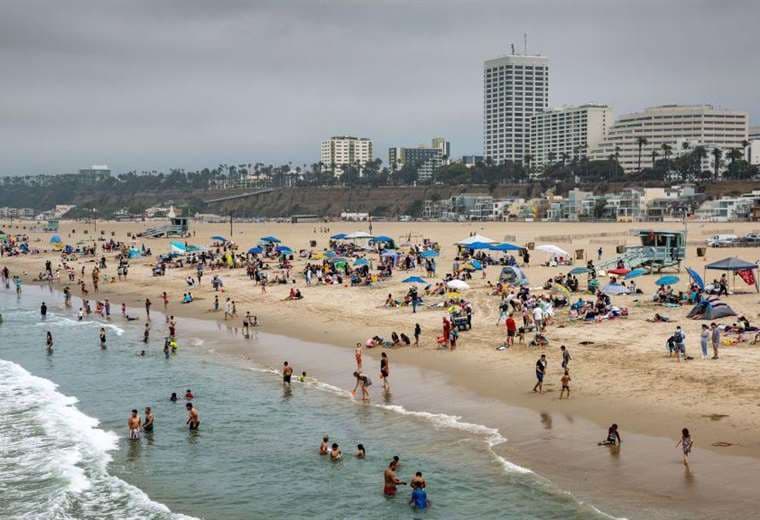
<box><xmin>532</xmin><ymin>305</ymin><xmax>544</xmax><ymax>333</ymax></box>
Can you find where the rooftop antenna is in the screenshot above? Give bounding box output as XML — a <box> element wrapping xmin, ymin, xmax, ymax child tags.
<box><xmin>510</xmin><ymin>43</ymin><xmax>515</xmax><ymax>55</ymax></box>
<box><xmin>524</xmin><ymin>33</ymin><xmax>528</xmax><ymax>55</ymax></box>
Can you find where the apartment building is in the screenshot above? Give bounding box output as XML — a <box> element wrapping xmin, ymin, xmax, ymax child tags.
<box><xmin>320</xmin><ymin>136</ymin><xmax>373</xmax><ymax>176</ymax></box>
<box><xmin>529</xmin><ymin>105</ymin><xmax>612</xmax><ymax>166</ymax></box>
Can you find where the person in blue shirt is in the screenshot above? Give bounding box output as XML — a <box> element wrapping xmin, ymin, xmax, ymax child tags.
<box><xmin>409</xmin><ymin>472</ymin><xmax>430</xmax><ymax>510</ymax></box>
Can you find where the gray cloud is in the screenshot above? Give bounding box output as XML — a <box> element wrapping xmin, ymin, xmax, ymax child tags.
<box><xmin>1</xmin><ymin>0</ymin><xmax>758</xmax><ymax>175</ymax></box>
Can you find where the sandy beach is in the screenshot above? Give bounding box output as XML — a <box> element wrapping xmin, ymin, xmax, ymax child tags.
<box><xmin>3</xmin><ymin>218</ymin><xmax>760</xmax><ymax>518</ymax></box>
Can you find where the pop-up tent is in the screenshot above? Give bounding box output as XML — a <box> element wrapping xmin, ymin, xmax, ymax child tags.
<box><xmin>499</xmin><ymin>265</ymin><xmax>529</xmax><ymax>286</ymax></box>
<box><xmin>457</xmin><ymin>234</ymin><xmax>495</xmax><ymax>246</ymax></box>
<box><xmin>704</xmin><ymin>257</ymin><xmax>759</xmax><ymax>292</ymax></box>
<box><xmin>687</xmin><ymin>298</ymin><xmax>737</xmax><ymax>320</ymax></box>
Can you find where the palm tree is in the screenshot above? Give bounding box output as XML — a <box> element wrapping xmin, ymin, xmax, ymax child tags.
<box><xmin>523</xmin><ymin>154</ymin><xmax>534</xmax><ymax>172</ymax></box>
<box><xmin>636</xmin><ymin>136</ymin><xmax>648</xmax><ymax>172</ymax></box>
<box><xmin>560</xmin><ymin>152</ymin><xmax>570</xmax><ymax>166</ymax></box>
<box><xmin>547</xmin><ymin>151</ymin><xmax>557</xmax><ymax>164</ymax></box>
<box><xmin>711</xmin><ymin>148</ymin><xmax>722</xmax><ymax>179</ymax></box>
<box><xmin>661</xmin><ymin>143</ymin><xmax>672</xmax><ymax>163</ymax></box>
<box><xmin>613</xmin><ymin>145</ymin><xmax>621</xmax><ymax>163</ymax></box>
<box><xmin>727</xmin><ymin>147</ymin><xmax>742</xmax><ymax>165</ymax></box>
<box><xmin>650</xmin><ymin>150</ymin><xmax>658</xmax><ymax>168</ymax></box>
<box><xmin>741</xmin><ymin>139</ymin><xmax>750</xmax><ymax>162</ymax></box>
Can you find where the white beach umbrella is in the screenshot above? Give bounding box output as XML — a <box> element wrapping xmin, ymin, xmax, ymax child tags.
<box><xmin>536</xmin><ymin>244</ymin><xmax>569</xmax><ymax>257</ymax></box>
<box><xmin>446</xmin><ymin>279</ymin><xmax>470</xmax><ymax>290</ymax></box>
<box><xmin>345</xmin><ymin>231</ymin><xmax>374</xmax><ymax>239</ymax></box>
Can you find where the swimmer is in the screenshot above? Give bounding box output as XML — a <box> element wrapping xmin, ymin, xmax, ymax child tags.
<box><xmin>138</xmin><ymin>350</ymin><xmax>146</xmax><ymax>357</ymax></box>
<box><xmin>330</xmin><ymin>443</ymin><xmax>342</xmax><ymax>461</ymax></box>
<box><xmin>282</xmin><ymin>361</ymin><xmax>293</xmax><ymax>385</ymax></box>
<box><xmin>298</xmin><ymin>371</ymin><xmax>307</xmax><ymax>383</ymax></box>
<box><xmin>380</xmin><ymin>352</ymin><xmax>390</xmax><ymax>392</ymax></box>
<box><xmin>143</xmin><ymin>323</ymin><xmax>150</xmax><ymax>343</ymax></box>
<box><xmin>355</xmin><ymin>444</ymin><xmax>366</xmax><ymax>458</ymax></box>
<box><xmin>99</xmin><ymin>327</ymin><xmax>107</xmax><ymax>348</ymax></box>
<box><xmin>410</xmin><ymin>471</ymin><xmax>426</xmax><ymax>489</ymax></box>
<box><xmin>186</xmin><ymin>403</ymin><xmax>200</xmax><ymax>430</ymax></box>
<box><xmin>128</xmin><ymin>409</ymin><xmax>142</xmax><ymax>440</ymax></box>
<box><xmin>170</xmin><ymin>392</ymin><xmax>178</xmax><ymax>402</ymax></box>
<box><xmin>384</xmin><ymin>459</ymin><xmax>406</xmax><ymax>497</ymax></box>
<box><xmin>319</xmin><ymin>436</ymin><xmax>330</xmax><ymax>455</ymax></box>
<box><xmin>185</xmin><ymin>389</ymin><xmax>194</xmax><ymax>400</ymax></box>
<box><xmin>46</xmin><ymin>331</ymin><xmax>53</xmax><ymax>351</ymax></box>
<box><xmin>143</xmin><ymin>407</ymin><xmax>154</xmax><ymax>433</ymax></box>
<box><xmin>598</xmin><ymin>424</ymin><xmax>622</xmax><ymax>446</ymax></box>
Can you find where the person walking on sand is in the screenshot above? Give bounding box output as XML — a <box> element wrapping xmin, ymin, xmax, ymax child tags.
<box><xmin>380</xmin><ymin>352</ymin><xmax>390</xmax><ymax>392</ymax></box>
<box><xmin>414</xmin><ymin>323</ymin><xmax>421</xmax><ymax>347</ymax></box>
<box><xmin>354</xmin><ymin>343</ymin><xmax>363</xmax><ymax>370</ymax></box>
<box><xmin>533</xmin><ymin>354</ymin><xmax>547</xmax><ymax>393</ymax></box>
<box><xmin>559</xmin><ymin>369</ymin><xmax>571</xmax><ymax>399</ymax></box>
<box><xmin>673</xmin><ymin>326</ymin><xmax>686</xmax><ymax>362</ymax></box>
<box><xmin>676</xmin><ymin>428</ymin><xmax>693</xmax><ymax>466</ymax></box>
<box><xmin>710</xmin><ymin>323</ymin><xmax>720</xmax><ymax>359</ymax></box>
<box><xmin>145</xmin><ymin>298</ymin><xmax>152</xmax><ymax>320</ymax></box>
<box><xmin>505</xmin><ymin>313</ymin><xmax>516</xmax><ymax>347</ymax></box>
<box><xmin>700</xmin><ymin>324</ymin><xmax>709</xmax><ymax>359</ymax></box>
<box><xmin>560</xmin><ymin>345</ymin><xmax>571</xmax><ymax>369</ymax></box>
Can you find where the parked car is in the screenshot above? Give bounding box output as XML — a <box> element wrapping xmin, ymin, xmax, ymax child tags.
<box><xmin>707</xmin><ymin>234</ymin><xmax>738</xmax><ymax>247</ymax></box>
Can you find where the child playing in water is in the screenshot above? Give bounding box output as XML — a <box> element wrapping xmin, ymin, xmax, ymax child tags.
<box><xmin>676</xmin><ymin>428</ymin><xmax>693</xmax><ymax>466</ymax></box>
<box><xmin>559</xmin><ymin>369</ymin><xmax>571</xmax><ymax>399</ymax></box>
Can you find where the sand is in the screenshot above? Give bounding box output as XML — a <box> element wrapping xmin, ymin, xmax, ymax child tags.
<box><xmin>3</xmin><ymin>217</ymin><xmax>760</xmax><ymax>517</ymax></box>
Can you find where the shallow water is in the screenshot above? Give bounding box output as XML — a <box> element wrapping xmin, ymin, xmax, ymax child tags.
<box><xmin>0</xmin><ymin>286</ymin><xmax>613</xmax><ymax>519</ymax></box>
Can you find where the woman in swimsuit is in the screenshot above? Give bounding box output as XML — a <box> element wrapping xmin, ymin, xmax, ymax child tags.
<box><xmin>380</xmin><ymin>353</ymin><xmax>390</xmax><ymax>392</ymax></box>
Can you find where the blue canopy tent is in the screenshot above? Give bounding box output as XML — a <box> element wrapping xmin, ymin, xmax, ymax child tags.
<box><xmin>247</xmin><ymin>246</ymin><xmax>263</xmax><ymax>255</ymax></box>
<box><xmin>330</xmin><ymin>233</ymin><xmax>347</xmax><ymax>240</ymax></box>
<box><xmin>569</xmin><ymin>266</ymin><xmax>591</xmax><ymax>275</ymax></box>
<box><xmin>466</xmin><ymin>242</ymin><xmax>493</xmax><ymax>250</ymax></box>
<box><xmin>211</xmin><ymin>235</ymin><xmax>226</xmax><ymax>242</ymax></box>
<box><xmin>655</xmin><ymin>275</ymin><xmax>680</xmax><ymax>286</ymax></box>
<box><xmin>704</xmin><ymin>257</ymin><xmax>759</xmax><ymax>292</ymax></box>
<box><xmin>353</xmin><ymin>258</ymin><xmax>369</xmax><ymax>267</ymax></box>
<box><xmin>402</xmin><ymin>276</ymin><xmax>427</xmax><ymax>284</ymax></box>
<box><xmin>373</xmin><ymin>235</ymin><xmax>393</xmax><ymax>243</ymax></box>
<box><xmin>260</xmin><ymin>235</ymin><xmax>281</xmax><ymax>243</ymax></box>
<box><xmin>489</xmin><ymin>243</ymin><xmax>523</xmax><ymax>252</ymax></box>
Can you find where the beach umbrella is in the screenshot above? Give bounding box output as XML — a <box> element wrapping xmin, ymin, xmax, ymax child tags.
<box><xmin>624</xmin><ymin>268</ymin><xmax>647</xmax><ymax>280</ymax></box>
<box><xmin>247</xmin><ymin>246</ymin><xmax>263</xmax><ymax>255</ymax></box>
<box><xmin>330</xmin><ymin>233</ymin><xmax>347</xmax><ymax>240</ymax></box>
<box><xmin>260</xmin><ymin>235</ymin><xmax>281</xmax><ymax>243</ymax></box>
<box><xmin>655</xmin><ymin>275</ymin><xmax>680</xmax><ymax>286</ymax></box>
<box><xmin>353</xmin><ymin>258</ymin><xmax>369</xmax><ymax>267</ymax></box>
<box><xmin>536</xmin><ymin>244</ymin><xmax>569</xmax><ymax>257</ymax></box>
<box><xmin>326</xmin><ymin>256</ymin><xmax>348</xmax><ymax>264</ymax></box>
<box><xmin>211</xmin><ymin>235</ymin><xmax>226</xmax><ymax>242</ymax></box>
<box><xmin>446</xmin><ymin>279</ymin><xmax>470</xmax><ymax>291</ymax></box>
<box><xmin>608</xmin><ymin>267</ymin><xmax>630</xmax><ymax>276</ymax></box>
<box><xmin>381</xmin><ymin>249</ymin><xmax>399</xmax><ymax>257</ymax></box>
<box><xmin>373</xmin><ymin>235</ymin><xmax>393</xmax><ymax>243</ymax></box>
<box><xmin>467</xmin><ymin>259</ymin><xmax>483</xmax><ymax>270</ymax></box>
<box><xmin>276</xmin><ymin>245</ymin><xmax>293</xmax><ymax>254</ymax></box>
<box><xmin>402</xmin><ymin>276</ymin><xmax>427</xmax><ymax>284</ymax></box>
<box><xmin>49</xmin><ymin>234</ymin><xmax>62</xmax><ymax>244</ymax></box>
<box><xmin>345</xmin><ymin>231</ymin><xmax>373</xmax><ymax>240</ymax></box>
<box><xmin>602</xmin><ymin>283</ymin><xmax>629</xmax><ymax>295</ymax></box>
<box><xmin>466</xmin><ymin>241</ymin><xmax>492</xmax><ymax>250</ymax></box>
<box><xmin>488</xmin><ymin>242</ymin><xmax>522</xmax><ymax>252</ymax></box>
<box><xmin>686</xmin><ymin>267</ymin><xmax>704</xmax><ymax>290</ymax></box>
<box><xmin>550</xmin><ymin>284</ymin><xmax>570</xmax><ymax>296</ymax></box>
<box><xmin>420</xmin><ymin>249</ymin><xmax>439</xmax><ymax>258</ymax></box>
<box><xmin>568</xmin><ymin>266</ymin><xmax>590</xmax><ymax>275</ymax></box>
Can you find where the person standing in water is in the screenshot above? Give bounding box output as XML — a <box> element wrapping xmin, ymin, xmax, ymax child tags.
<box><xmin>144</xmin><ymin>298</ymin><xmax>152</xmax><ymax>321</ymax></box>
<box><xmin>99</xmin><ymin>327</ymin><xmax>107</xmax><ymax>348</ymax></box>
<box><xmin>282</xmin><ymin>361</ymin><xmax>293</xmax><ymax>385</ymax></box>
<box><xmin>559</xmin><ymin>369</ymin><xmax>571</xmax><ymax>399</ymax></box>
<box><xmin>380</xmin><ymin>352</ymin><xmax>390</xmax><ymax>392</ymax></box>
<box><xmin>186</xmin><ymin>403</ymin><xmax>200</xmax><ymax>430</ymax></box>
<box><xmin>128</xmin><ymin>409</ymin><xmax>142</xmax><ymax>440</ymax></box>
<box><xmin>354</xmin><ymin>343</ymin><xmax>363</xmax><ymax>370</ymax></box>
<box><xmin>143</xmin><ymin>407</ymin><xmax>154</xmax><ymax>433</ymax></box>
<box><xmin>676</xmin><ymin>428</ymin><xmax>693</xmax><ymax>466</ymax></box>
<box><xmin>143</xmin><ymin>322</ymin><xmax>150</xmax><ymax>344</ymax></box>
<box><xmin>384</xmin><ymin>459</ymin><xmax>406</xmax><ymax>497</ymax></box>
<box><xmin>533</xmin><ymin>354</ymin><xmax>547</xmax><ymax>393</ymax></box>
<box><xmin>40</xmin><ymin>302</ymin><xmax>47</xmax><ymax>319</ymax></box>
<box><xmin>46</xmin><ymin>331</ymin><xmax>54</xmax><ymax>352</ymax></box>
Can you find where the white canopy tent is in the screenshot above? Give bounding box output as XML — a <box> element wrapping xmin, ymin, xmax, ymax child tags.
<box><xmin>456</xmin><ymin>234</ymin><xmax>496</xmax><ymax>246</ymax></box>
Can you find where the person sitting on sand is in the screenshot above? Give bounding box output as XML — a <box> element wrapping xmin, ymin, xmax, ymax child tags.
<box><xmin>391</xmin><ymin>332</ymin><xmax>401</xmax><ymax>347</ymax></box>
<box><xmin>647</xmin><ymin>313</ymin><xmax>670</xmax><ymax>323</ymax></box>
<box><xmin>384</xmin><ymin>293</ymin><xmax>399</xmax><ymax>308</ymax></box>
<box><xmin>599</xmin><ymin>424</ymin><xmax>622</xmax><ymax>446</ymax></box>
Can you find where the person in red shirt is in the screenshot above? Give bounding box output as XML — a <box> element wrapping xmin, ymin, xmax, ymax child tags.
<box><xmin>505</xmin><ymin>314</ymin><xmax>517</xmax><ymax>346</ymax></box>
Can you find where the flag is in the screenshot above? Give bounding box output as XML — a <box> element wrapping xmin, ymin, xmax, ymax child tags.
<box><xmin>737</xmin><ymin>268</ymin><xmax>755</xmax><ymax>286</ymax></box>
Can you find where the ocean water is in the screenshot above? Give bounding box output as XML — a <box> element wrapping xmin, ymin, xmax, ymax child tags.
<box><xmin>0</xmin><ymin>286</ymin><xmax>614</xmax><ymax>519</ymax></box>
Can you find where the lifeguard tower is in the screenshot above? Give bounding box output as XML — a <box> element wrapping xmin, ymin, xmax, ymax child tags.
<box><xmin>43</xmin><ymin>219</ymin><xmax>59</xmax><ymax>232</ymax></box>
<box><xmin>142</xmin><ymin>206</ymin><xmax>190</xmax><ymax>238</ymax></box>
<box><xmin>600</xmin><ymin>229</ymin><xmax>686</xmax><ymax>273</ymax></box>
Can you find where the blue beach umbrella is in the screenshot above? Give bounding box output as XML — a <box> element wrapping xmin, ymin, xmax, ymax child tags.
<box><xmin>402</xmin><ymin>276</ymin><xmax>427</xmax><ymax>284</ymax></box>
<box><xmin>211</xmin><ymin>235</ymin><xmax>226</xmax><ymax>242</ymax></box>
<box><xmin>276</xmin><ymin>245</ymin><xmax>293</xmax><ymax>254</ymax></box>
<box><xmin>260</xmin><ymin>235</ymin><xmax>281</xmax><ymax>243</ymax></box>
<box><xmin>49</xmin><ymin>235</ymin><xmax>62</xmax><ymax>244</ymax></box>
<box><xmin>247</xmin><ymin>246</ymin><xmax>263</xmax><ymax>255</ymax></box>
<box><xmin>420</xmin><ymin>250</ymin><xmax>439</xmax><ymax>258</ymax></box>
<box><xmin>353</xmin><ymin>258</ymin><xmax>369</xmax><ymax>267</ymax></box>
<box><xmin>568</xmin><ymin>266</ymin><xmax>591</xmax><ymax>275</ymax></box>
<box><xmin>655</xmin><ymin>275</ymin><xmax>680</xmax><ymax>286</ymax></box>
<box><xmin>624</xmin><ymin>267</ymin><xmax>647</xmax><ymax>280</ymax></box>
<box><xmin>373</xmin><ymin>235</ymin><xmax>393</xmax><ymax>243</ymax></box>
<box><xmin>686</xmin><ymin>267</ymin><xmax>704</xmax><ymax>290</ymax></box>
<box><xmin>381</xmin><ymin>249</ymin><xmax>399</xmax><ymax>258</ymax></box>
<box><xmin>331</xmin><ymin>233</ymin><xmax>347</xmax><ymax>240</ymax></box>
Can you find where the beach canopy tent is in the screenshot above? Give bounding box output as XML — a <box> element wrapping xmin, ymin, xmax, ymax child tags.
<box><xmin>372</xmin><ymin>235</ymin><xmax>393</xmax><ymax>243</ymax></box>
<box><xmin>488</xmin><ymin>242</ymin><xmax>522</xmax><ymax>252</ymax></box>
<box><xmin>247</xmin><ymin>246</ymin><xmax>263</xmax><ymax>255</ymax></box>
<box><xmin>624</xmin><ymin>267</ymin><xmax>647</xmax><ymax>280</ymax></box>
<box><xmin>260</xmin><ymin>235</ymin><xmax>281</xmax><ymax>243</ymax></box>
<box><xmin>568</xmin><ymin>266</ymin><xmax>591</xmax><ymax>275</ymax></box>
<box><xmin>602</xmin><ymin>283</ymin><xmax>629</xmax><ymax>296</ymax></box>
<box><xmin>686</xmin><ymin>267</ymin><xmax>704</xmax><ymax>290</ymax></box>
<box><xmin>536</xmin><ymin>244</ymin><xmax>569</xmax><ymax>257</ymax></box>
<box><xmin>499</xmin><ymin>265</ymin><xmax>529</xmax><ymax>286</ymax></box>
<box><xmin>704</xmin><ymin>257</ymin><xmax>759</xmax><ymax>292</ymax></box>
<box><xmin>420</xmin><ymin>249</ymin><xmax>439</xmax><ymax>258</ymax></box>
<box><xmin>169</xmin><ymin>241</ymin><xmax>203</xmax><ymax>254</ymax></box>
<box><xmin>465</xmin><ymin>241</ymin><xmax>493</xmax><ymax>250</ymax></box>
<box><xmin>655</xmin><ymin>275</ymin><xmax>680</xmax><ymax>286</ymax></box>
<box><xmin>345</xmin><ymin>231</ymin><xmax>374</xmax><ymax>240</ymax></box>
<box><xmin>49</xmin><ymin>235</ymin><xmax>62</xmax><ymax>244</ymax></box>
<box><xmin>687</xmin><ymin>298</ymin><xmax>737</xmax><ymax>320</ymax></box>
<box><xmin>447</xmin><ymin>279</ymin><xmax>470</xmax><ymax>291</ymax></box>
<box><xmin>402</xmin><ymin>276</ymin><xmax>427</xmax><ymax>284</ymax></box>
<box><xmin>211</xmin><ymin>235</ymin><xmax>226</xmax><ymax>242</ymax></box>
<box><xmin>457</xmin><ymin>234</ymin><xmax>496</xmax><ymax>246</ymax></box>
<box><xmin>275</xmin><ymin>245</ymin><xmax>293</xmax><ymax>254</ymax></box>
<box><xmin>330</xmin><ymin>233</ymin><xmax>348</xmax><ymax>240</ymax></box>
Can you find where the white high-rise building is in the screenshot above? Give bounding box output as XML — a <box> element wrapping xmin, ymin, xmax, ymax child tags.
<box><xmin>529</xmin><ymin>104</ymin><xmax>613</xmax><ymax>167</ymax></box>
<box><xmin>592</xmin><ymin>105</ymin><xmax>748</xmax><ymax>174</ymax></box>
<box><xmin>483</xmin><ymin>54</ymin><xmax>549</xmax><ymax>165</ymax></box>
<box><xmin>320</xmin><ymin>136</ymin><xmax>373</xmax><ymax>176</ymax></box>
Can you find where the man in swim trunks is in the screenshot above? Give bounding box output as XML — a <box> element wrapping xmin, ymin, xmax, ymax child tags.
<box><xmin>282</xmin><ymin>361</ymin><xmax>293</xmax><ymax>385</ymax></box>
<box><xmin>533</xmin><ymin>354</ymin><xmax>547</xmax><ymax>393</ymax></box>
<box><xmin>186</xmin><ymin>403</ymin><xmax>200</xmax><ymax>430</ymax></box>
<box><xmin>384</xmin><ymin>459</ymin><xmax>405</xmax><ymax>496</ymax></box>
<box><xmin>128</xmin><ymin>409</ymin><xmax>142</xmax><ymax>440</ymax></box>
<box><xmin>143</xmin><ymin>407</ymin><xmax>154</xmax><ymax>433</ymax></box>
<box><xmin>410</xmin><ymin>471</ymin><xmax>426</xmax><ymax>489</ymax></box>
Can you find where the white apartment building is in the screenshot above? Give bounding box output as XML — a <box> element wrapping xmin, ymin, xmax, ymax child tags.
<box><xmin>483</xmin><ymin>54</ymin><xmax>549</xmax><ymax>165</ymax></box>
<box><xmin>592</xmin><ymin>105</ymin><xmax>748</xmax><ymax>174</ymax></box>
<box><xmin>529</xmin><ymin>104</ymin><xmax>612</xmax><ymax>167</ymax></box>
<box><xmin>749</xmin><ymin>127</ymin><xmax>760</xmax><ymax>166</ymax></box>
<box><xmin>320</xmin><ymin>136</ymin><xmax>373</xmax><ymax>176</ymax></box>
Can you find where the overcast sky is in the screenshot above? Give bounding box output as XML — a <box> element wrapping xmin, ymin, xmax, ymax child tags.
<box><xmin>1</xmin><ymin>0</ymin><xmax>758</xmax><ymax>176</ymax></box>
